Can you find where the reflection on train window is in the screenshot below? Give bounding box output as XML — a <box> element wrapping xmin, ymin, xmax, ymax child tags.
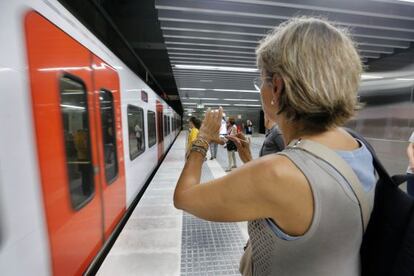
<box><xmin>128</xmin><ymin>105</ymin><xmax>145</xmax><ymax>160</ymax></box>
<box><xmin>59</xmin><ymin>75</ymin><xmax>94</xmax><ymax>210</ymax></box>
<box><xmin>99</xmin><ymin>89</ymin><xmax>118</xmax><ymax>183</ymax></box>
<box><xmin>164</xmin><ymin>115</ymin><xmax>168</xmax><ymax>137</ymax></box>
<box><xmin>147</xmin><ymin>110</ymin><xmax>156</xmax><ymax>147</ymax></box>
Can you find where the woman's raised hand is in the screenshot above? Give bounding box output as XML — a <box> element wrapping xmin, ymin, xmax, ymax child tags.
<box><xmin>227</xmin><ymin>132</ymin><xmax>253</xmax><ymax>163</ymax></box>
<box><xmin>198</xmin><ymin>107</ymin><xmax>223</xmax><ymax>143</ymax></box>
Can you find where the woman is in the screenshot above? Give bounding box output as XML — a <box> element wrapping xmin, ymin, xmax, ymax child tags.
<box><xmin>225</xmin><ymin>117</ymin><xmax>238</xmax><ymax>172</ymax></box>
<box><xmin>245</xmin><ymin>119</ymin><xmax>253</xmax><ymax>142</ymax></box>
<box><xmin>174</xmin><ymin>17</ymin><xmax>375</xmax><ymax>275</ymax></box>
<box><xmin>186</xmin><ymin>116</ymin><xmax>201</xmax><ymax>158</ymax></box>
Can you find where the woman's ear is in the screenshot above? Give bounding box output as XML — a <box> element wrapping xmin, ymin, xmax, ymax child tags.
<box><xmin>272</xmin><ymin>77</ymin><xmax>284</xmax><ymax>103</ymax></box>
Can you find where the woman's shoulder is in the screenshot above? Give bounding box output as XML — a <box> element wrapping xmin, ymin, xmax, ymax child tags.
<box><xmin>249</xmin><ymin>154</ymin><xmax>309</xmax><ymax>196</ymax></box>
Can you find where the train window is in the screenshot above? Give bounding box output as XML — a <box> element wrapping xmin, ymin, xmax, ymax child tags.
<box><xmin>147</xmin><ymin>110</ymin><xmax>156</xmax><ymax>147</ymax></box>
<box><xmin>99</xmin><ymin>89</ymin><xmax>118</xmax><ymax>183</ymax></box>
<box><xmin>59</xmin><ymin>74</ymin><xmax>94</xmax><ymax>210</ymax></box>
<box><xmin>128</xmin><ymin>105</ymin><xmax>145</xmax><ymax>160</ymax></box>
<box><xmin>163</xmin><ymin>115</ymin><xmax>168</xmax><ymax>137</ymax></box>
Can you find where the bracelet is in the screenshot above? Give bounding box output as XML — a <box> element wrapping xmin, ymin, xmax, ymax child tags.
<box><xmin>196</xmin><ymin>135</ymin><xmax>210</xmax><ymax>146</ymax></box>
<box><xmin>192</xmin><ymin>138</ymin><xmax>209</xmax><ymax>150</ymax></box>
<box><xmin>190</xmin><ymin>146</ymin><xmax>207</xmax><ymax>157</ymax></box>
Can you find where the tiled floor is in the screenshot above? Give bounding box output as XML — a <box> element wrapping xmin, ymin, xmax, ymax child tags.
<box><xmin>97</xmin><ymin>132</ymin><xmax>265</xmax><ymax>275</ymax></box>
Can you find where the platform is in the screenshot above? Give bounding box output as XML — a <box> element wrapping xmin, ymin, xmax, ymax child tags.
<box><xmin>97</xmin><ymin>132</ymin><xmax>266</xmax><ymax>275</ymax></box>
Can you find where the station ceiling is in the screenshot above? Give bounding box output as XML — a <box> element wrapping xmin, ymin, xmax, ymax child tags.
<box><xmin>60</xmin><ymin>0</ymin><xmax>414</xmax><ymax>116</ymax></box>
<box><xmin>154</xmin><ymin>0</ymin><xmax>414</xmax><ymax>115</ymax></box>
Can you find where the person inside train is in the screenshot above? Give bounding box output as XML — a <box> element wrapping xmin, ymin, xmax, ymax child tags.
<box><xmin>186</xmin><ymin>116</ymin><xmax>201</xmax><ymax>159</ymax></box>
<box><xmin>135</xmin><ymin>122</ymin><xmax>143</xmax><ymax>151</ymax></box>
<box><xmin>406</xmin><ymin>130</ymin><xmax>414</xmax><ymax>196</ymax></box>
<box><xmin>174</xmin><ymin>17</ymin><xmax>375</xmax><ymax>275</ymax></box>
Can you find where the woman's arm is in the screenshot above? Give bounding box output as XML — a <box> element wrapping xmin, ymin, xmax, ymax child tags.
<box><xmin>174</xmin><ymin>109</ymin><xmax>313</xmax><ymax>235</ymax></box>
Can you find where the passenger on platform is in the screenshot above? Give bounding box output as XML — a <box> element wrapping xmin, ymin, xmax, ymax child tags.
<box><xmin>186</xmin><ymin>116</ymin><xmax>201</xmax><ymax>158</ymax></box>
<box><xmin>406</xmin><ymin>131</ymin><xmax>414</xmax><ymax>196</ymax></box>
<box><xmin>225</xmin><ymin>117</ymin><xmax>238</xmax><ymax>172</ymax></box>
<box><xmin>245</xmin><ymin>119</ymin><xmax>253</xmax><ymax>143</ymax></box>
<box><xmin>175</xmin><ymin>17</ymin><xmax>374</xmax><ymax>275</ymax></box>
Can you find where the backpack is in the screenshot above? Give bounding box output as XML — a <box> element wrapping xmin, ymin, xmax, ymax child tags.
<box><xmin>347</xmin><ymin>129</ymin><xmax>414</xmax><ymax>276</ymax></box>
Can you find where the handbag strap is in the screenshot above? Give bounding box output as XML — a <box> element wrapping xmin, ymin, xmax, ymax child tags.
<box><xmin>287</xmin><ymin>139</ymin><xmax>369</xmax><ymax>234</ymax></box>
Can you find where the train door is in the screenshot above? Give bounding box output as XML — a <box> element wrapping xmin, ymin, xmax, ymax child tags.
<box><xmin>156</xmin><ymin>100</ymin><xmax>164</xmax><ymax>160</ymax></box>
<box><xmin>25</xmin><ymin>12</ymin><xmax>103</xmax><ymax>275</ymax></box>
<box><xmin>91</xmin><ymin>56</ymin><xmax>126</xmax><ymax>239</ymax></box>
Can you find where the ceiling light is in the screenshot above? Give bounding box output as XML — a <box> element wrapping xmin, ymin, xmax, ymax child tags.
<box><xmin>361</xmin><ymin>74</ymin><xmax>383</xmax><ymax>80</ymax></box>
<box><xmin>188</xmin><ymin>97</ymin><xmax>220</xmax><ymax>100</ymax></box>
<box><xmin>396</xmin><ymin>78</ymin><xmax>414</xmax><ymax>81</ymax></box>
<box><xmin>174</xmin><ymin>64</ymin><xmax>258</xmax><ymax>72</ymax></box>
<box><xmin>213</xmin><ymin>89</ymin><xmax>259</xmax><ymax>93</ymax></box>
<box><xmin>204</xmin><ymin>103</ymin><xmax>231</xmax><ymax>106</ymax></box>
<box><xmin>223</xmin><ymin>99</ymin><xmax>259</xmax><ymax>102</ymax></box>
<box><xmin>233</xmin><ymin>104</ymin><xmax>262</xmax><ymax>107</ymax></box>
<box><xmin>397</xmin><ymin>0</ymin><xmax>414</xmax><ymax>2</ymax></box>
<box><xmin>182</xmin><ymin>102</ymin><xmax>197</xmax><ymax>105</ymax></box>
<box><xmin>179</xmin><ymin>88</ymin><xmax>206</xmax><ymax>91</ymax></box>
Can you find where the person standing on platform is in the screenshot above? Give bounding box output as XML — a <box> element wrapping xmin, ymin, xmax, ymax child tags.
<box><xmin>186</xmin><ymin>117</ymin><xmax>201</xmax><ymax>159</ymax></box>
<box><xmin>225</xmin><ymin>117</ymin><xmax>238</xmax><ymax>172</ymax></box>
<box><xmin>174</xmin><ymin>17</ymin><xmax>375</xmax><ymax>275</ymax></box>
<box><xmin>209</xmin><ymin>116</ymin><xmax>227</xmax><ymax>160</ymax></box>
<box><xmin>245</xmin><ymin>119</ymin><xmax>253</xmax><ymax>143</ymax></box>
<box><xmin>406</xmin><ymin>131</ymin><xmax>414</xmax><ymax>196</ymax></box>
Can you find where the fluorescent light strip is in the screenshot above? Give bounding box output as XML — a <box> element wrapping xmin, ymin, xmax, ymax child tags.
<box><xmin>171</xmin><ymin>61</ymin><xmax>256</xmax><ymax>68</ymax></box>
<box><xmin>223</xmin><ymin>99</ymin><xmax>259</xmax><ymax>102</ymax></box>
<box><xmin>188</xmin><ymin>97</ymin><xmax>220</xmax><ymax>100</ymax></box>
<box><xmin>180</xmin><ymin>88</ymin><xmax>206</xmax><ymax>91</ymax></box>
<box><xmin>169</xmin><ymin>52</ymin><xmax>256</xmax><ymax>60</ymax></box>
<box><xmin>204</xmin><ymin>103</ymin><xmax>231</xmax><ymax>106</ymax></box>
<box><xmin>167</xmin><ymin>47</ymin><xmax>255</xmax><ymax>55</ymax></box>
<box><xmin>182</xmin><ymin>102</ymin><xmax>197</xmax><ymax>105</ymax></box>
<box><xmin>179</xmin><ymin>88</ymin><xmax>259</xmax><ymax>93</ymax></box>
<box><xmin>164</xmin><ymin>35</ymin><xmax>258</xmax><ymax>44</ymax></box>
<box><xmin>233</xmin><ymin>104</ymin><xmax>262</xmax><ymax>107</ymax></box>
<box><xmin>165</xmin><ymin>41</ymin><xmax>256</xmax><ymax>50</ymax></box>
<box><xmin>170</xmin><ymin>56</ymin><xmax>255</xmax><ymax>64</ymax></box>
<box><xmin>214</xmin><ymin>88</ymin><xmax>259</xmax><ymax>93</ymax></box>
<box><xmin>398</xmin><ymin>0</ymin><xmax>414</xmax><ymax>3</ymax></box>
<box><xmin>361</xmin><ymin>74</ymin><xmax>384</xmax><ymax>80</ymax></box>
<box><xmin>174</xmin><ymin>65</ymin><xmax>258</xmax><ymax>72</ymax></box>
<box><xmin>396</xmin><ymin>78</ymin><xmax>414</xmax><ymax>81</ymax></box>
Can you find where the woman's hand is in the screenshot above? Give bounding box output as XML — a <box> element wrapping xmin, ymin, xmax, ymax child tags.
<box><xmin>198</xmin><ymin>107</ymin><xmax>223</xmax><ymax>143</ymax></box>
<box><xmin>227</xmin><ymin>133</ymin><xmax>253</xmax><ymax>163</ymax></box>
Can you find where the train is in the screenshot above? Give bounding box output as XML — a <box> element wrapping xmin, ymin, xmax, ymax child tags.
<box><xmin>0</xmin><ymin>0</ymin><xmax>181</xmax><ymax>275</ymax></box>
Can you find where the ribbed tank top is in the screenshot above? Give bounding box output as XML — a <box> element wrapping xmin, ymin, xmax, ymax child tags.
<box><xmin>247</xmin><ymin>147</ymin><xmax>375</xmax><ymax>276</ymax></box>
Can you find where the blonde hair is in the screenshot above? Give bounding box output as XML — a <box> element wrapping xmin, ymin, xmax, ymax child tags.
<box><xmin>256</xmin><ymin>17</ymin><xmax>362</xmax><ymax>134</ymax></box>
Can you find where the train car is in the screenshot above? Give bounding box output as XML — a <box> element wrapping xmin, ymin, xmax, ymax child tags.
<box><xmin>0</xmin><ymin>0</ymin><xmax>181</xmax><ymax>275</ymax></box>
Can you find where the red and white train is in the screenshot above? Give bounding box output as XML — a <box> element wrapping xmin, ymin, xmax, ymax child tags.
<box><xmin>0</xmin><ymin>1</ymin><xmax>181</xmax><ymax>275</ymax></box>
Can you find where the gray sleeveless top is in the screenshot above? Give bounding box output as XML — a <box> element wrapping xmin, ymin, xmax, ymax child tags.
<box><xmin>247</xmin><ymin>147</ymin><xmax>375</xmax><ymax>276</ymax></box>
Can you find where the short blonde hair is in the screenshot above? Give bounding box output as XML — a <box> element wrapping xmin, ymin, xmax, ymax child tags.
<box><xmin>256</xmin><ymin>17</ymin><xmax>362</xmax><ymax>134</ymax></box>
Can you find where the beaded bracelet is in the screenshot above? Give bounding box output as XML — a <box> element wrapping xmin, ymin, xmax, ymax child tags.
<box><xmin>190</xmin><ymin>146</ymin><xmax>207</xmax><ymax>157</ymax></box>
